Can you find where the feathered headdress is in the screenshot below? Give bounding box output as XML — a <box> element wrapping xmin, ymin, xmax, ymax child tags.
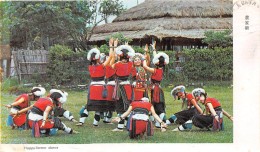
<box><xmin>87</xmin><ymin>48</ymin><xmax>101</xmax><ymax>61</ymax></box>
<box><xmin>115</xmin><ymin>45</ymin><xmax>135</xmax><ymax>58</ymax></box>
<box><xmin>152</xmin><ymin>52</ymin><xmax>169</xmax><ymax>65</ymax></box>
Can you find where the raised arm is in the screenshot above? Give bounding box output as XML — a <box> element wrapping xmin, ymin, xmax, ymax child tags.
<box><xmin>144</xmin><ymin>44</ymin><xmax>151</xmax><ymax>66</ymax></box>
<box><xmin>102</xmin><ymin>38</ymin><xmax>114</xmax><ymax>67</ymax></box>
<box><xmin>111</xmin><ymin>38</ymin><xmax>119</xmax><ymax>69</ymax></box>
<box><xmin>151</xmin><ymin>41</ymin><xmax>157</xmax><ymax>57</ymax></box>
<box><xmin>142</xmin><ymin>58</ymin><xmax>155</xmax><ymax>74</ymax></box>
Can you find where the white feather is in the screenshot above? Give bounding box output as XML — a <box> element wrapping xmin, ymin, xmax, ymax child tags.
<box><xmin>50</xmin><ymin>89</ymin><xmax>68</xmax><ymax>103</ymax></box>
<box><xmin>32</xmin><ymin>87</ymin><xmax>46</xmax><ymax>97</ymax></box>
<box><xmin>152</xmin><ymin>52</ymin><xmax>169</xmax><ymax>65</ymax></box>
<box><xmin>141</xmin><ymin>97</ymin><xmax>149</xmax><ymax>102</ymax></box>
<box><xmin>115</xmin><ymin>45</ymin><xmax>135</xmax><ymax>57</ymax></box>
<box><xmin>87</xmin><ymin>48</ymin><xmax>100</xmax><ymax>61</ymax></box>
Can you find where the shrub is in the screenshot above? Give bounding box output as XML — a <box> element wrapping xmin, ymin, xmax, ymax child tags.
<box><xmin>181</xmin><ymin>47</ymin><xmax>233</xmax><ymax>82</ymax></box>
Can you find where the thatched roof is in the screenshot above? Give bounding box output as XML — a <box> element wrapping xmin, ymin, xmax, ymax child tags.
<box><xmin>90</xmin><ymin>0</ymin><xmax>232</xmax><ymax>42</ymax></box>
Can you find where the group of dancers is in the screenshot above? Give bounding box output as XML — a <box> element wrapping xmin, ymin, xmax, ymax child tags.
<box><xmin>5</xmin><ymin>38</ymin><xmax>233</xmax><ymax>139</ymax></box>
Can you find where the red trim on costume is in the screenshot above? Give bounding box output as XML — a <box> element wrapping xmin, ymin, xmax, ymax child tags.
<box><xmin>151</xmin><ymin>68</ymin><xmax>163</xmax><ymax>82</ymax></box>
<box><xmin>186</xmin><ymin>93</ymin><xmax>196</xmax><ymax>107</ymax></box>
<box><xmin>205</xmin><ymin>97</ymin><xmax>221</xmax><ymax>111</ymax></box>
<box><xmin>15</xmin><ymin>94</ymin><xmax>29</xmax><ymax>109</ymax></box>
<box><xmin>114</xmin><ymin>62</ymin><xmax>133</xmax><ymax>77</ymax></box>
<box><xmin>89</xmin><ymin>64</ymin><xmax>105</xmax><ymax>78</ymax></box>
<box><xmin>105</xmin><ymin>66</ymin><xmax>115</xmax><ymax>79</ymax></box>
<box><xmin>131</xmin><ymin>101</ymin><xmax>152</xmax><ymax>111</ymax></box>
<box><xmin>33</xmin><ymin>98</ymin><xmax>53</xmax><ymax>112</ymax></box>
<box><xmin>13</xmin><ymin>113</ymin><xmax>27</xmax><ymax>127</ymax></box>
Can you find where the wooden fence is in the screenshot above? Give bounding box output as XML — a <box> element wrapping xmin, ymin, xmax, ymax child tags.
<box><xmin>12</xmin><ymin>49</ymin><xmax>48</xmax><ymax>83</ymax></box>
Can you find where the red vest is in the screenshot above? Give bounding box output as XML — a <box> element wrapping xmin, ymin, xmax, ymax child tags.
<box><xmin>33</xmin><ymin>98</ymin><xmax>53</xmax><ymax>113</ymax></box>
<box><xmin>131</xmin><ymin>101</ymin><xmax>152</xmax><ymax>112</ymax></box>
<box><xmin>15</xmin><ymin>94</ymin><xmax>29</xmax><ymax>109</ymax></box>
<box><xmin>105</xmin><ymin>66</ymin><xmax>116</xmax><ymax>79</ymax></box>
<box><xmin>114</xmin><ymin>62</ymin><xmax>133</xmax><ymax>77</ymax></box>
<box><xmin>151</xmin><ymin>68</ymin><xmax>163</xmax><ymax>82</ymax></box>
<box><xmin>186</xmin><ymin>93</ymin><xmax>197</xmax><ymax>107</ymax></box>
<box><xmin>205</xmin><ymin>97</ymin><xmax>221</xmax><ymax>111</ymax></box>
<box><xmin>89</xmin><ymin>65</ymin><xmax>105</xmax><ymax>78</ymax></box>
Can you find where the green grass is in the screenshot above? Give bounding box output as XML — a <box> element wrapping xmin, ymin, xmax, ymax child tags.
<box><xmin>1</xmin><ymin>86</ymin><xmax>233</xmax><ymax>143</ymax></box>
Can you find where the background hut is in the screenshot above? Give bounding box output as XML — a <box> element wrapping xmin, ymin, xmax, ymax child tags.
<box><xmin>90</xmin><ymin>0</ymin><xmax>232</xmax><ymax>51</ymax></box>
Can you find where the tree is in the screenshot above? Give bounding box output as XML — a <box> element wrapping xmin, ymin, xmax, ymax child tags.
<box><xmin>202</xmin><ymin>30</ymin><xmax>233</xmax><ymax>48</ymax></box>
<box><xmin>6</xmin><ymin>1</ymin><xmax>125</xmax><ymax>50</ymax></box>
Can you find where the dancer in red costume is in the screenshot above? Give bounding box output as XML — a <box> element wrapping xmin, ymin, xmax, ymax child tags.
<box><xmin>112</xmin><ymin>97</ymin><xmax>167</xmax><ymax>139</ymax></box>
<box><xmin>76</xmin><ymin>38</ymin><xmax>115</xmax><ymax>126</ymax></box>
<box><xmin>17</xmin><ymin>89</ymin><xmax>78</xmax><ymax>137</ymax></box>
<box><xmin>110</xmin><ymin>42</ymin><xmax>135</xmax><ymax>131</ymax></box>
<box><xmin>5</xmin><ymin>86</ymin><xmax>46</xmax><ymax>129</ymax></box>
<box><xmin>173</xmin><ymin>88</ymin><xmax>233</xmax><ymax>131</ymax></box>
<box><xmin>142</xmin><ymin>41</ymin><xmax>169</xmax><ymax>128</ymax></box>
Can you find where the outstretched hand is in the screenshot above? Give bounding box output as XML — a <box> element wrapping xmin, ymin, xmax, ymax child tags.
<box><xmin>5</xmin><ymin>104</ymin><xmax>12</xmax><ymax>108</ymax></box>
<box><xmin>112</xmin><ymin>117</ymin><xmax>120</xmax><ymax>123</ymax></box>
<box><xmin>150</xmin><ymin>41</ymin><xmax>156</xmax><ymax>51</ymax></box>
<box><xmin>114</xmin><ymin>38</ymin><xmax>119</xmax><ymax>47</ymax></box>
<box><xmin>109</xmin><ymin>37</ymin><xmax>114</xmax><ymax>47</ymax></box>
<box><xmin>144</xmin><ymin>44</ymin><xmax>149</xmax><ymax>52</ymax></box>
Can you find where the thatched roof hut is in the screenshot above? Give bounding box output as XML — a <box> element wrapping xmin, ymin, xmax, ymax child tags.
<box><xmin>90</xmin><ymin>0</ymin><xmax>232</xmax><ymax>50</ymax></box>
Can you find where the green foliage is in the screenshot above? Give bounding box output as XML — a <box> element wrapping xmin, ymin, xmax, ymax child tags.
<box><xmin>105</xmin><ymin>32</ymin><xmax>132</xmax><ymax>44</ymax></box>
<box><xmin>99</xmin><ymin>0</ymin><xmax>125</xmax><ymax>23</ymax></box>
<box><xmin>181</xmin><ymin>47</ymin><xmax>233</xmax><ymax>82</ymax></box>
<box><xmin>6</xmin><ymin>1</ymin><xmax>125</xmax><ymax>50</ymax></box>
<box><xmin>47</xmin><ymin>45</ymin><xmax>77</xmax><ymax>85</ymax></box>
<box><xmin>98</xmin><ymin>44</ymin><xmax>110</xmax><ymax>54</ymax></box>
<box><xmin>202</xmin><ymin>30</ymin><xmax>233</xmax><ymax>48</ymax></box>
<box><xmin>0</xmin><ymin>2</ymin><xmax>11</xmax><ymax>44</ymax></box>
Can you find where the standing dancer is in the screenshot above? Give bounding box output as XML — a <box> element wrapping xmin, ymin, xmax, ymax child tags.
<box><xmin>131</xmin><ymin>51</ymin><xmax>149</xmax><ymax>101</ymax></box>
<box><xmin>100</xmin><ymin>52</ymin><xmax>116</xmax><ymax>123</ymax></box>
<box><xmin>142</xmin><ymin>41</ymin><xmax>169</xmax><ymax>128</ymax></box>
<box><xmin>76</xmin><ymin>38</ymin><xmax>114</xmax><ymax>126</ymax></box>
<box><xmin>110</xmin><ymin>43</ymin><xmax>135</xmax><ymax>131</ymax></box>
<box><xmin>5</xmin><ymin>86</ymin><xmax>46</xmax><ymax>129</ymax></box>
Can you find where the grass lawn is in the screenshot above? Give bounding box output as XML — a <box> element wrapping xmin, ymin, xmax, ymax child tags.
<box><xmin>1</xmin><ymin>85</ymin><xmax>233</xmax><ymax>144</ymax></box>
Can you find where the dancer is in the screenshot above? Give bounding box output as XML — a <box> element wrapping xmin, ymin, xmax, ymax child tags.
<box><xmin>5</xmin><ymin>86</ymin><xmax>46</xmax><ymax>129</ymax></box>
<box><xmin>173</xmin><ymin>88</ymin><xmax>233</xmax><ymax>131</ymax></box>
<box><xmin>20</xmin><ymin>89</ymin><xmax>78</xmax><ymax>137</ymax></box>
<box><xmin>49</xmin><ymin>89</ymin><xmax>78</xmax><ymax>123</ymax></box>
<box><xmin>110</xmin><ymin>42</ymin><xmax>135</xmax><ymax>131</ymax></box>
<box><xmin>112</xmin><ymin>97</ymin><xmax>167</xmax><ymax>139</ymax></box>
<box><xmin>142</xmin><ymin>41</ymin><xmax>169</xmax><ymax>128</ymax></box>
<box><xmin>76</xmin><ymin>38</ymin><xmax>114</xmax><ymax>126</ymax></box>
<box><xmin>166</xmin><ymin>85</ymin><xmax>203</xmax><ymax>125</ymax></box>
